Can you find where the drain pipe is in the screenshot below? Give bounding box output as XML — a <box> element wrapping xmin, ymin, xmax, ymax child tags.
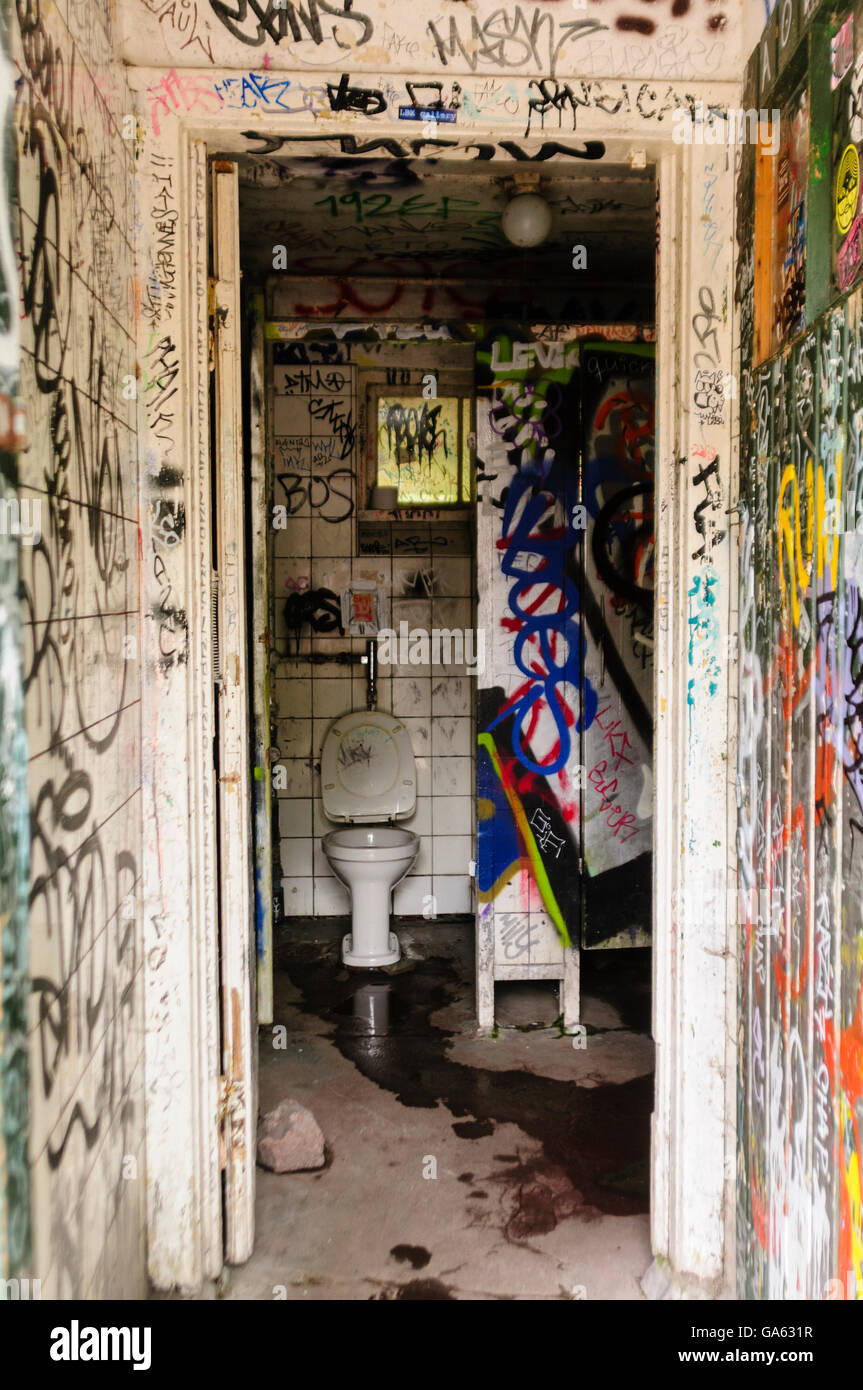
<box><xmin>365</xmin><ymin>637</ymin><xmax>377</xmax><ymax>710</ymax></box>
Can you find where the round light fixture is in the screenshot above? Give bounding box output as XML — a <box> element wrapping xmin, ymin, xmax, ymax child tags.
<box><xmin>501</xmin><ymin>191</ymin><xmax>553</xmax><ymax>248</ymax></box>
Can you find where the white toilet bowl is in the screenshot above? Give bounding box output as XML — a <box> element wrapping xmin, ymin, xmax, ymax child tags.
<box><xmin>319</xmin><ymin>710</ymin><xmax>421</xmax><ymax>969</ymax></box>
<box><xmin>322</xmin><ymin>826</ymin><xmax>418</xmax><ymax>967</ymax></box>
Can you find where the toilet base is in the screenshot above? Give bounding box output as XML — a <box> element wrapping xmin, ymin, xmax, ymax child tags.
<box><xmin>342</xmin><ymin>931</ymin><xmax>400</xmax><ymax>969</ymax></box>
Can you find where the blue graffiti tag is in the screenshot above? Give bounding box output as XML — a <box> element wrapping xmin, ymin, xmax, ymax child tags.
<box><xmin>489</xmin><ymin>470</ymin><xmax>597</xmax><ymax>775</ymax></box>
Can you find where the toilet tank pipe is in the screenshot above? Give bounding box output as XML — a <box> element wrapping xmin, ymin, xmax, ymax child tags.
<box><xmin>366</xmin><ymin>638</ymin><xmax>377</xmax><ymax>710</ymax></box>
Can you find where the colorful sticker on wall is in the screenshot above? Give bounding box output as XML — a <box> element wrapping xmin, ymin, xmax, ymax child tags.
<box><xmin>832</xmin><ymin>15</ymin><xmax>854</xmax><ymax>89</ymax></box>
<box><xmin>340</xmin><ymin>581</ymin><xmax>386</xmax><ymax>636</ymax></box>
<box><xmin>836</xmin><ymin>143</ymin><xmax>861</xmax><ymax>236</ymax></box>
<box><xmin>838</xmin><ymin>213</ymin><xmax>863</xmax><ymax>292</ymax></box>
<box><xmin>398</xmin><ymin>107</ymin><xmax>456</xmax><ymax>123</ymax></box>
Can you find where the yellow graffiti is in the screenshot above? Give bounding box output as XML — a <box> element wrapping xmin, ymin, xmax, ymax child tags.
<box><xmin>477</xmin><ymin>731</ymin><xmax>571</xmax><ymax>948</ymax></box>
<box><xmin>778</xmin><ymin>461</ymin><xmax>813</xmax><ymax>629</ymax></box>
<box><xmin>777</xmin><ymin>452</ymin><xmax>843</xmax><ymax>627</ymax></box>
<box><xmin>840</xmin><ymin>1095</ymin><xmax>863</xmax><ymax>1299</ymax></box>
<box><xmin>477</xmin><ymin>857</ymin><xmax>525</xmax><ymax>903</ymax></box>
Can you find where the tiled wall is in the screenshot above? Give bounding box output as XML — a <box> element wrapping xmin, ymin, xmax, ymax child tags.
<box><xmin>13</xmin><ymin>1</ymin><xmax>146</xmax><ymax>1297</ymax></box>
<box><xmin>270</xmin><ymin>345</ymin><xmax>475</xmax><ymax>919</ymax></box>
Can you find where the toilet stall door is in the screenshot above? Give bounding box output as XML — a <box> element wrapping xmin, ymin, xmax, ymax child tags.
<box><xmin>579</xmin><ymin>345</ymin><xmax>655</xmax><ymax>949</ymax></box>
<box><xmin>475</xmin><ymin>330</ymin><xmax>654</xmax><ymax>1026</ymax></box>
<box><xmin>475</xmin><ymin>329</ymin><xmax>584</xmax><ymax>1019</ymax></box>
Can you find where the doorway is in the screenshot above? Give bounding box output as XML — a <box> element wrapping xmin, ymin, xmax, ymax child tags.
<box><xmin>228</xmin><ymin>152</ymin><xmax>660</xmax><ymax>1296</ymax></box>
<box><xmin>136</xmin><ymin>109</ymin><xmax>738</xmax><ymax>1295</ymax></box>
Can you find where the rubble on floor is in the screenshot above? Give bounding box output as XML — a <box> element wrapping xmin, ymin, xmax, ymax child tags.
<box><xmin>257</xmin><ymin>1098</ymin><xmax>326</xmax><ymax>1173</ymax></box>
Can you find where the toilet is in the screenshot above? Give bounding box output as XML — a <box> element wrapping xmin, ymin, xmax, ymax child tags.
<box><xmin>320</xmin><ymin>711</ymin><xmax>419</xmax><ymax>968</ymax></box>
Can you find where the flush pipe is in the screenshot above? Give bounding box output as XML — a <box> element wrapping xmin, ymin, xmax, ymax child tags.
<box><xmin>365</xmin><ymin>638</ymin><xmax>378</xmax><ymax>710</ymax></box>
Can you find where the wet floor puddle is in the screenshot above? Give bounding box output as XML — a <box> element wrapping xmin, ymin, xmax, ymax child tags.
<box><xmin>277</xmin><ymin>939</ymin><xmax>652</xmax><ymax>1231</ymax></box>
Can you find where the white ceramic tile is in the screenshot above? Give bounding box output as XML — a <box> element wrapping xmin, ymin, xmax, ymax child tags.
<box><xmin>314</xmin><ymin>678</ymin><xmax>352</xmax><ymax>717</ymax></box>
<box><xmin>273</xmin><ymin>556</ymin><xmax>312</xmax><ymax>595</ymax></box>
<box><xmin>314</xmin><ymin>636</ymin><xmax>350</xmax><ymax>656</ymax></box>
<box><xmin>312</xmin><ymin>798</ymin><xmax>331</xmax><ymax>836</ymax></box>
<box><xmin>273</xmin><ymin>517</ymin><xmax>311</xmax><ymax>560</ymax></box>
<box><xmin>393</xmin><ymin>875</ymin><xmax>432</xmax><ymax>916</ymax></box>
<box><xmin>402</xmin><ymin>717</ymin><xmax>432</xmax><ymax>757</ymax></box>
<box><xmin>430</xmin><ymin>524</ymin><xmax>472</xmax><ymax>558</ymax></box>
<box><xmin>272</xmin><ymin>677</ymin><xmax>312</xmax><ymax>719</ymax></box>
<box><xmin>432</xmin><ymin>876</ymin><xmax>473</xmax><ymax>915</ymax></box>
<box><xmin>432</xmin><ymin>795</ymin><xmax>472</xmax><ymax>835</ymax></box>
<box><xmin>403</xmin><ymin>796</ymin><xmax>432</xmax><ymax>835</ymax></box>
<box><xmin>432</xmin><ymin>596</ymin><xmax>471</xmax><ymax>630</ymax></box>
<box><xmin>281</xmin><ymin>877</ymin><xmax>314</xmax><ymax>915</ymax></box>
<box><xmin>432</xmin><ymin>715</ymin><xmax>472</xmax><ymax>758</ymax></box>
<box><xmin>314</xmin><ymin>877</ymin><xmax>350</xmax><ymax>916</ymax></box>
<box><xmin>271</xmin><ymin>757</ymin><xmax>313</xmax><ymax>798</ymax></box>
<box><xmin>415</xmin><ymin>755</ymin><xmax>432</xmax><ymax>797</ymax></box>
<box><xmin>312</xmin><ymin>516</ymin><xmax>353</xmax><ymax>558</ymax></box>
<box><xmin>312</xmin><ymin>716</ymin><xmax>334</xmax><ymax>757</ymax></box>
<box><xmin>390</xmin><ymin>654</ymin><xmax>433</xmax><ymax>678</ymax></box>
<box><xmin>277</xmin><ymin>716</ymin><xmax>312</xmax><ymax>757</ymax></box>
<box><xmin>431</xmin><ymin>674</ymin><xmax>471</xmax><ymax>717</ymax></box>
<box><xmin>391</xmin><ymin>598</ymin><xmax>432</xmax><ymax>631</ymax></box>
<box><xmin>352</xmin><ymin>557</ymin><xmax>390</xmax><ymax>588</ymax></box>
<box><xmin>433</xmin><ymin>834</ymin><xmax>472</xmax><ymax>876</ymax></box>
<box><xmin>279</xmin><ymin>838</ymin><xmax>313</xmax><ymax>877</ymax></box>
<box><xmin>432</xmin><ymin>755</ymin><xmax>472</xmax><ymax>796</ymax></box>
<box><xmin>278</xmin><ymin>799</ymin><xmax>312</xmax><ymax>838</ymax></box>
<box><xmin>431</xmin><ymin>556</ymin><xmax>472</xmax><ymax>597</ymax></box>
<box><xmin>392</xmin><ymin>558</ymin><xmax>436</xmax><ymax>598</ymax></box>
<box><xmin>273</xmin><ymin>394</ymin><xmax>312</xmax><ymax>435</ymax></box>
<box><xmin>311</xmin><ymin>556</ymin><xmax>351</xmax><ymax>592</ymax></box>
<box><xmin>392</xmin><ymin>676</ymin><xmax>431</xmax><ymax>717</ymax></box>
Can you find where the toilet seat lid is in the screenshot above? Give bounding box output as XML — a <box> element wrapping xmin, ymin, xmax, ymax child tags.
<box><xmin>321</xmin><ymin>711</ymin><xmax>416</xmax><ymax>823</ymax></box>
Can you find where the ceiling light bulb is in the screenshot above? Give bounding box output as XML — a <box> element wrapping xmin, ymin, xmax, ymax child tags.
<box><xmin>501</xmin><ymin>192</ymin><xmax>553</xmax><ymax>248</ymax></box>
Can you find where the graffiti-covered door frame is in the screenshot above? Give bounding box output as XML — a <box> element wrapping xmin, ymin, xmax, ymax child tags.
<box><xmin>131</xmin><ymin>80</ymin><xmax>741</xmax><ymax>1292</ymax></box>
<box><xmin>211</xmin><ymin>160</ymin><xmax>257</xmax><ymax>1264</ymax></box>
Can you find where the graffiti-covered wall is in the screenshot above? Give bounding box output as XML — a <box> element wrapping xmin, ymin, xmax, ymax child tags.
<box><xmin>734</xmin><ymin>0</ymin><xmax>863</xmax><ymax>1302</ymax></box>
<box><xmin>120</xmin><ymin>0</ymin><xmax>762</xmax><ymax>82</ymax></box>
<box><xmin>736</xmin><ymin>286</ymin><xmax>863</xmax><ymax>1304</ymax></box>
<box><xmin>0</xmin><ymin>0</ymin><xmax>28</xmax><ymax>1282</ymax></box>
<box><xmin>12</xmin><ymin>0</ymin><xmax>146</xmax><ymax>1297</ymax></box>
<box><xmin>475</xmin><ymin>328</ymin><xmax>654</xmax><ymax>975</ymax></box>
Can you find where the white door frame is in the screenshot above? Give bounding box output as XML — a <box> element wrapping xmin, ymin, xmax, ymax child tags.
<box><xmin>211</xmin><ymin>160</ymin><xmax>256</xmax><ymax>1264</ymax></box>
<box><xmin>131</xmin><ymin>75</ymin><xmax>741</xmax><ymax>1292</ymax></box>
<box><xmin>139</xmin><ymin>131</ymin><xmax>222</xmax><ymax>1290</ymax></box>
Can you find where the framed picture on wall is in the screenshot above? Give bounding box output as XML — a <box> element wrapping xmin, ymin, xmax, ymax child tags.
<box><xmin>340</xmin><ymin>581</ymin><xmax>387</xmax><ymax>636</ymax></box>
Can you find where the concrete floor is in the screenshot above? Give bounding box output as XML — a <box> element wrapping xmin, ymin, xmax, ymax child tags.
<box><xmin>206</xmin><ymin>919</ymin><xmax>655</xmax><ymax>1301</ymax></box>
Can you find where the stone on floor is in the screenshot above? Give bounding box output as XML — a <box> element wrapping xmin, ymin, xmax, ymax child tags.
<box><xmin>257</xmin><ymin>1098</ymin><xmax>326</xmax><ymax>1173</ymax></box>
